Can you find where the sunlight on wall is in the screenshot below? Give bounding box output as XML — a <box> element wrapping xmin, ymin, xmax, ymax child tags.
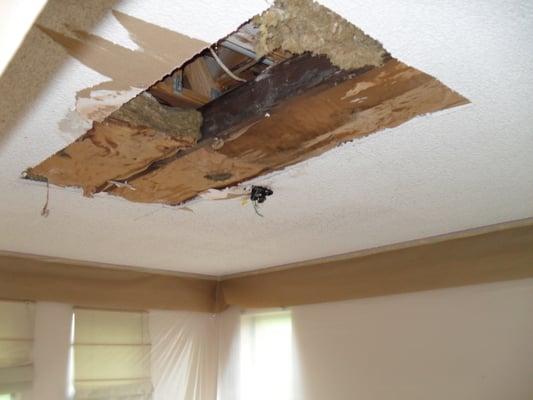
<box><xmin>240</xmin><ymin>311</ymin><xmax>292</xmax><ymax>400</ymax></box>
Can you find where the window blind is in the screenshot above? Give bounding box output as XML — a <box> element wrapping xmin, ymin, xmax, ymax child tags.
<box><xmin>73</xmin><ymin>309</ymin><xmax>152</xmax><ymax>400</ymax></box>
<box><xmin>0</xmin><ymin>301</ymin><xmax>34</xmax><ymax>395</ymax></box>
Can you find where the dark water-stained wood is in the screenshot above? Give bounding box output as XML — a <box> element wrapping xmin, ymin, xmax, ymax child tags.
<box><xmin>28</xmin><ymin>52</ymin><xmax>468</xmax><ymax>204</ymax></box>
<box><xmin>111</xmin><ymin>59</ymin><xmax>468</xmax><ymax>204</ymax></box>
<box><xmin>27</xmin><ymin>0</ymin><xmax>470</xmax><ymax>205</ymax></box>
<box><xmin>200</xmin><ymin>53</ymin><xmax>365</xmax><ymax>140</ymax></box>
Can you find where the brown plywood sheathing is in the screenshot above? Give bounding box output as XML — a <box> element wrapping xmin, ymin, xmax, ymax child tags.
<box><xmin>111</xmin><ymin>59</ymin><xmax>467</xmax><ymax>204</ymax></box>
<box><xmin>26</xmin><ymin>94</ymin><xmax>202</xmax><ymax>196</ymax></box>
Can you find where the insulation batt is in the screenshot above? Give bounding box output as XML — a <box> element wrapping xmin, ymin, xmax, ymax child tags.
<box><xmin>254</xmin><ymin>0</ymin><xmax>388</xmax><ymax>70</ymax></box>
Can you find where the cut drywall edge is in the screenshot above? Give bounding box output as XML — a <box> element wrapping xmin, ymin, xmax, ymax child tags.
<box><xmin>39</xmin><ymin>11</ymin><xmax>209</xmax><ymax>130</ymax></box>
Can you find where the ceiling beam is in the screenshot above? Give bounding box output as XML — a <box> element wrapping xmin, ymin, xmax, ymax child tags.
<box><xmin>199</xmin><ymin>53</ymin><xmax>365</xmax><ymax>140</ymax></box>
<box><xmin>110</xmin><ymin>57</ymin><xmax>467</xmax><ymax>204</ymax></box>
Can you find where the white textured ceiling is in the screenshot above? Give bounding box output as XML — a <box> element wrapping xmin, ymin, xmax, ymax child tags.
<box><xmin>0</xmin><ymin>0</ymin><xmax>532</xmax><ymax>276</ymax></box>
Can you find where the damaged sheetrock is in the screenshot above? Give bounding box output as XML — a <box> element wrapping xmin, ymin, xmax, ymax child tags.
<box><xmin>254</xmin><ymin>0</ymin><xmax>388</xmax><ymax>70</ymax></box>
<box><xmin>26</xmin><ymin>116</ymin><xmax>199</xmax><ymax>196</ymax></box>
<box><xmin>38</xmin><ymin>24</ymin><xmax>204</xmax><ymax>98</ymax></box>
<box><xmin>40</xmin><ymin>11</ymin><xmax>208</xmax><ymax>128</ymax></box>
<box><xmin>26</xmin><ymin>0</ymin><xmax>469</xmax><ymax>206</ymax></box>
<box><xmin>111</xmin><ymin>59</ymin><xmax>468</xmax><ymax>204</ymax></box>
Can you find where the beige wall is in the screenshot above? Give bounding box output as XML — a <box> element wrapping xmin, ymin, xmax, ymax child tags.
<box><xmin>292</xmin><ymin>278</ymin><xmax>533</xmax><ymax>400</ymax></box>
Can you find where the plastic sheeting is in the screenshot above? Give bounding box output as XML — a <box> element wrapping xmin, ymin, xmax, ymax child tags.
<box><xmin>149</xmin><ymin>310</ymin><xmax>218</xmax><ymax>400</ymax></box>
<box><xmin>0</xmin><ymin>304</ymin><xmax>220</xmax><ymax>400</ymax></box>
<box><xmin>71</xmin><ymin>309</ymin><xmax>219</xmax><ymax>400</ymax></box>
<box><xmin>5</xmin><ymin>279</ymin><xmax>532</xmax><ymax>400</ymax></box>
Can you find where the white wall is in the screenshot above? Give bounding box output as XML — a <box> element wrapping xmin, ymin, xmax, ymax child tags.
<box><xmin>216</xmin><ymin>308</ymin><xmax>241</xmax><ymax>400</ymax></box>
<box><xmin>292</xmin><ymin>279</ymin><xmax>533</xmax><ymax>400</ymax></box>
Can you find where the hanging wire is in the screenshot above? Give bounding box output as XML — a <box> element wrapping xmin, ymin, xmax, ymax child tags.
<box><xmin>253</xmin><ymin>201</ymin><xmax>264</xmax><ymax>217</ymax></box>
<box><xmin>41</xmin><ymin>181</ymin><xmax>50</xmax><ymax>217</ymax></box>
<box><xmin>209</xmin><ymin>47</ymin><xmax>247</xmax><ymax>83</ymax></box>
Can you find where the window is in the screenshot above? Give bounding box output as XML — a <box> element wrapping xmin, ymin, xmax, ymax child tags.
<box><xmin>240</xmin><ymin>310</ymin><xmax>292</xmax><ymax>400</ymax></box>
<box><xmin>71</xmin><ymin>309</ymin><xmax>152</xmax><ymax>400</ymax></box>
<box><xmin>0</xmin><ymin>301</ymin><xmax>34</xmax><ymax>399</ymax></box>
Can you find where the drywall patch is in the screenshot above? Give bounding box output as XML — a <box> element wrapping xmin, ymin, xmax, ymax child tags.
<box><xmin>254</xmin><ymin>0</ymin><xmax>388</xmax><ymax>70</ymax></box>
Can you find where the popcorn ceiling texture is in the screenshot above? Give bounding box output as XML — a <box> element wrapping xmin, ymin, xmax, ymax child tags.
<box><xmin>255</xmin><ymin>0</ymin><xmax>388</xmax><ymax>70</ymax></box>
<box><xmin>0</xmin><ymin>0</ymin><xmax>120</xmax><ymax>146</ymax></box>
<box><xmin>0</xmin><ymin>0</ymin><xmax>532</xmax><ymax>275</ymax></box>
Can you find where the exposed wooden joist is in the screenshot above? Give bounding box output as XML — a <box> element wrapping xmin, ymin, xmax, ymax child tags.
<box><xmin>200</xmin><ymin>53</ymin><xmax>363</xmax><ymax>139</ymax></box>
<box><xmin>28</xmin><ymin>52</ymin><xmax>467</xmax><ymax>204</ymax></box>
<box><xmin>183</xmin><ymin>56</ymin><xmax>220</xmax><ymax>100</ymax></box>
<box><xmin>149</xmin><ymin>77</ymin><xmax>210</xmax><ymax>108</ymax></box>
<box><xmin>110</xmin><ymin>56</ymin><xmax>467</xmax><ymax>204</ymax></box>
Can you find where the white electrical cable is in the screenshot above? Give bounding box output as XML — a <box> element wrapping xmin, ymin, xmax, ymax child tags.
<box><xmin>209</xmin><ymin>47</ymin><xmax>247</xmax><ymax>83</ymax></box>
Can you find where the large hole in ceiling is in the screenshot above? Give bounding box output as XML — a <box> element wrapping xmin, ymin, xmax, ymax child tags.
<box><xmin>25</xmin><ymin>0</ymin><xmax>468</xmax><ymax>205</ymax></box>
